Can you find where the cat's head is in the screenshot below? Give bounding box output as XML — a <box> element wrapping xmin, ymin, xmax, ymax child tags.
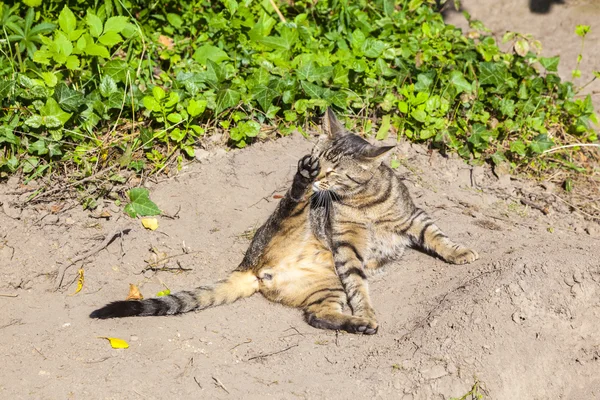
<box><xmin>311</xmin><ymin>108</ymin><xmax>394</xmax><ymax>197</ymax></box>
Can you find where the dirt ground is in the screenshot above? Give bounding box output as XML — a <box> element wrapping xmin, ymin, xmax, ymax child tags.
<box><xmin>1</xmin><ymin>1</ymin><xmax>599</xmax><ymax>399</ymax></box>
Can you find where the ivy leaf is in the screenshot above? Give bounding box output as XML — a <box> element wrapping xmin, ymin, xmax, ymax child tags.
<box><xmin>529</xmin><ymin>134</ymin><xmax>554</xmax><ymax>154</ymax></box>
<box><xmin>539</xmin><ymin>56</ymin><xmax>559</xmax><ymax>72</ymax></box>
<box><xmin>300</xmin><ymin>81</ymin><xmax>325</xmax><ymax>99</ymax></box>
<box><xmin>510</xmin><ymin>140</ymin><xmax>527</xmax><ymax>156</ymax></box>
<box><xmin>478</xmin><ymin>62</ymin><xmax>508</xmax><ymax>86</ymax></box>
<box><xmin>215</xmin><ymin>88</ymin><xmax>241</xmax><ymax>114</ymax></box>
<box><xmin>124</xmin><ymin>188</ymin><xmax>161</xmax><ymax>218</ymax></box>
<box><xmin>40</xmin><ymin>98</ymin><xmax>72</xmax><ymax>126</ymax></box>
<box><xmin>99</xmin><ymin>76</ymin><xmax>118</xmax><ymax>97</ymax></box>
<box><xmin>449</xmin><ymin>70</ymin><xmax>472</xmax><ymax>93</ymax></box>
<box><xmin>53</xmin><ymin>82</ymin><xmax>85</xmax><ymax>112</ymax></box>
<box><xmin>30</xmin><ymin>140</ymin><xmax>48</xmax><ymax>155</ymax></box>
<box><xmin>103</xmin><ymin>60</ymin><xmax>130</xmax><ymax>83</ymax></box>
<box><xmin>251</xmin><ymin>84</ymin><xmax>278</xmax><ymax>111</ymax></box>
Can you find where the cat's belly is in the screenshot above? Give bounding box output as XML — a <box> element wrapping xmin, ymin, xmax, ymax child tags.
<box><xmin>259</xmin><ymin>233</ymin><xmax>339</xmax><ymax>307</ymax></box>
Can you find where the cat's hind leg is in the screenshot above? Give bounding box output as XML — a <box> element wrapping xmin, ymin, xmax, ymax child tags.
<box><xmin>302</xmin><ymin>288</ymin><xmax>378</xmax><ymax>334</ymax></box>
<box><xmin>399</xmin><ymin>208</ymin><xmax>479</xmax><ymax>264</ymax></box>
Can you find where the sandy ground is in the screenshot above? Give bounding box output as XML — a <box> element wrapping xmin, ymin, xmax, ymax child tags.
<box><xmin>1</xmin><ymin>1</ymin><xmax>599</xmax><ymax>399</ymax></box>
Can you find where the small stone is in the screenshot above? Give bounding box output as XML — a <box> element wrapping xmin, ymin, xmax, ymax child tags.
<box><xmin>64</xmin><ymin>217</ymin><xmax>76</xmax><ymax>225</ymax></box>
<box><xmin>130</xmin><ymin>335</ymin><xmax>139</xmax><ymax>341</ymax></box>
<box><xmin>44</xmin><ymin>214</ymin><xmax>59</xmax><ymax>225</ymax></box>
<box><xmin>585</xmin><ymin>226</ymin><xmax>597</xmax><ymax>237</ymax></box>
<box><xmin>62</xmin><ymin>322</ymin><xmax>71</xmax><ymax>328</ymax></box>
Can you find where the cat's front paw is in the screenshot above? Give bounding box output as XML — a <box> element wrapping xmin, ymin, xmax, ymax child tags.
<box><xmin>298</xmin><ymin>154</ymin><xmax>320</xmax><ymax>182</ymax></box>
<box><xmin>446</xmin><ymin>247</ymin><xmax>479</xmax><ymax>264</ymax></box>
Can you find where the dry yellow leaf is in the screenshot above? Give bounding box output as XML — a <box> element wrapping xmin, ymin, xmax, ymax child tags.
<box><xmin>125</xmin><ymin>283</ymin><xmax>143</xmax><ymax>301</ymax></box>
<box><xmin>98</xmin><ymin>337</ymin><xmax>129</xmax><ymax>349</ymax></box>
<box><xmin>141</xmin><ymin>218</ymin><xmax>159</xmax><ymax>230</ymax></box>
<box><xmin>69</xmin><ymin>268</ymin><xmax>84</xmax><ymax>296</ymax></box>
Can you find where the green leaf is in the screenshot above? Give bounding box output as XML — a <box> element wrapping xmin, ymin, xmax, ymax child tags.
<box><xmin>449</xmin><ymin>70</ymin><xmax>472</xmax><ymax>93</ymax></box>
<box><xmin>143</xmin><ymin>96</ymin><xmax>161</xmax><ymax>112</ymax></box>
<box><xmin>84</xmin><ymin>39</ymin><xmax>110</xmax><ymax>58</ymax></box>
<box><xmin>24</xmin><ymin>115</ymin><xmax>43</xmax><ymax>128</ymax></box>
<box><xmin>104</xmin><ymin>16</ymin><xmax>129</xmax><ymax>34</ymax></box>
<box><xmin>40</xmin><ymin>98</ymin><xmax>72</xmax><ymax>126</ymax></box>
<box><xmin>539</xmin><ymin>56</ymin><xmax>559</xmax><ymax>72</ymax></box>
<box><xmin>187</xmin><ymin>99</ymin><xmax>207</xmax><ymax>117</ymax></box>
<box><xmin>65</xmin><ymin>55</ymin><xmax>80</xmax><ymax>70</ymax></box>
<box><xmin>99</xmin><ymin>31</ymin><xmax>122</xmax><ymax>47</ymax></box>
<box><xmin>86</xmin><ymin>12</ymin><xmax>103</xmax><ymax>38</ymax></box>
<box><xmin>193</xmin><ymin>44</ymin><xmax>229</xmax><ymax>65</ymax></box>
<box><xmin>103</xmin><ymin>60</ymin><xmax>130</xmax><ymax>83</ymax></box>
<box><xmin>509</xmin><ymin>140</ymin><xmax>526</xmax><ymax>156</ymax></box>
<box><xmin>53</xmin><ymin>83</ymin><xmax>85</xmax><ymax>112</ymax></box>
<box><xmin>301</xmin><ymin>81</ymin><xmax>325</xmax><ymax>99</ymax></box>
<box><xmin>376</xmin><ymin>115</ymin><xmax>391</xmax><ymax>140</ymax></box>
<box><xmin>99</xmin><ymin>76</ymin><xmax>118</xmax><ymax>97</ymax></box>
<box><xmin>478</xmin><ymin>62</ymin><xmax>508</xmax><ymax>86</ymax></box>
<box><xmin>0</xmin><ymin>80</ymin><xmax>15</xmax><ymax>100</ymax></box>
<box><xmin>124</xmin><ymin>188</ymin><xmax>161</xmax><ymax>218</ymax></box>
<box><xmin>167</xmin><ymin>113</ymin><xmax>183</xmax><ymax>124</ymax></box>
<box><xmin>152</xmin><ymin>86</ymin><xmax>166</xmax><ymax>101</ymax></box>
<box><xmin>41</xmin><ymin>72</ymin><xmax>58</xmax><ymax>88</ymax></box>
<box><xmin>30</xmin><ymin>140</ymin><xmax>48</xmax><ymax>155</ymax></box>
<box><xmin>215</xmin><ymin>88</ymin><xmax>241</xmax><ymax>114</ymax></box>
<box><xmin>251</xmin><ymin>84</ymin><xmax>278</xmax><ymax>111</ymax></box>
<box><xmin>575</xmin><ymin>25</ymin><xmax>590</xmax><ymax>38</ymax></box>
<box><xmin>58</xmin><ymin>6</ymin><xmax>76</xmax><ymax>34</ymax></box>
<box><xmin>166</xmin><ymin>13</ymin><xmax>183</xmax><ymax>28</ymax></box>
<box><xmin>529</xmin><ymin>134</ymin><xmax>554</xmax><ymax>154</ymax></box>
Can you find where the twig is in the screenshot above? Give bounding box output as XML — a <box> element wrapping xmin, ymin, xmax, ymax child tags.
<box><xmin>230</xmin><ymin>339</ymin><xmax>252</xmax><ymax>351</ymax></box>
<box><xmin>33</xmin><ymin>346</ymin><xmax>47</xmax><ymax>360</ymax></box>
<box><xmin>141</xmin><ymin>250</ymin><xmax>201</xmax><ymax>269</ymax></box>
<box><xmin>139</xmin><ymin>265</ymin><xmax>193</xmax><ymax>274</ymax></box>
<box><xmin>0</xmin><ymin>319</ymin><xmax>23</xmax><ymax>330</ymax></box>
<box><xmin>247</xmin><ymin>343</ymin><xmax>299</xmax><ymax>361</ymax></box>
<box><xmin>162</xmin><ymin>205</ymin><xmax>182</xmax><ymax>219</ymax></box>
<box><xmin>193</xmin><ymin>377</ymin><xmax>203</xmax><ymax>390</ymax></box>
<box><xmin>268</xmin><ymin>0</ymin><xmax>286</xmax><ymax>23</ymax></box>
<box><xmin>552</xmin><ymin>193</ymin><xmax>600</xmax><ymax>221</ymax></box>
<box><xmin>212</xmin><ymin>376</ymin><xmax>230</xmax><ymax>394</ymax></box>
<box><xmin>54</xmin><ymin>227</ymin><xmax>131</xmax><ymax>291</ymax></box>
<box><xmin>542</xmin><ymin>143</ymin><xmax>600</xmax><ymax>154</ymax></box>
<box><xmin>0</xmin><ymin>293</ymin><xmax>19</xmax><ymax>297</ymax></box>
<box><xmin>28</xmin><ymin>164</ymin><xmax>120</xmax><ymax>203</ymax></box>
<box><xmin>520</xmin><ymin>197</ymin><xmax>550</xmax><ymax>215</ymax></box>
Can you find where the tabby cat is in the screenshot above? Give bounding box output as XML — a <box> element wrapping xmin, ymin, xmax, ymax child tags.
<box><xmin>90</xmin><ymin>109</ymin><xmax>478</xmax><ymax>334</ymax></box>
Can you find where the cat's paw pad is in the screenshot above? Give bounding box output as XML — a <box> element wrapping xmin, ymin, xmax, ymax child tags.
<box><xmin>348</xmin><ymin>316</ymin><xmax>379</xmax><ymax>335</ymax></box>
<box><xmin>447</xmin><ymin>248</ymin><xmax>479</xmax><ymax>264</ymax></box>
<box><xmin>298</xmin><ymin>155</ymin><xmax>320</xmax><ymax>181</ymax></box>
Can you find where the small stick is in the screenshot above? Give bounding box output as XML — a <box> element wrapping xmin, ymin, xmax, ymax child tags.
<box><xmin>54</xmin><ymin>227</ymin><xmax>131</xmax><ymax>291</ymax></box>
<box><xmin>552</xmin><ymin>193</ymin><xmax>600</xmax><ymax>221</ymax></box>
<box><xmin>193</xmin><ymin>376</ymin><xmax>203</xmax><ymax>390</ymax></box>
<box><xmin>268</xmin><ymin>0</ymin><xmax>286</xmax><ymax>23</ymax></box>
<box><xmin>0</xmin><ymin>293</ymin><xmax>18</xmax><ymax>297</ymax></box>
<box><xmin>141</xmin><ymin>250</ymin><xmax>201</xmax><ymax>269</ymax></box>
<box><xmin>247</xmin><ymin>344</ymin><xmax>299</xmax><ymax>361</ymax></box>
<box><xmin>230</xmin><ymin>339</ymin><xmax>252</xmax><ymax>351</ymax></box>
<box><xmin>520</xmin><ymin>197</ymin><xmax>550</xmax><ymax>215</ymax></box>
<box><xmin>212</xmin><ymin>376</ymin><xmax>230</xmax><ymax>394</ymax></box>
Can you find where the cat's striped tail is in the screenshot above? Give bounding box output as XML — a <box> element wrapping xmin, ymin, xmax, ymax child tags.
<box><xmin>89</xmin><ymin>270</ymin><xmax>259</xmax><ymax>319</ymax></box>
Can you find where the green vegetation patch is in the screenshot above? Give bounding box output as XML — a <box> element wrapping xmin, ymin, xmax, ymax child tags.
<box><xmin>1</xmin><ymin>0</ymin><xmax>598</xmax><ymax>200</ymax></box>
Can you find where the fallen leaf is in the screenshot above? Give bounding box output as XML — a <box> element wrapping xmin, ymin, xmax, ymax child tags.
<box><xmin>98</xmin><ymin>337</ymin><xmax>129</xmax><ymax>349</ymax></box>
<box><xmin>156</xmin><ymin>289</ymin><xmax>171</xmax><ymax>297</ymax></box>
<box><xmin>141</xmin><ymin>218</ymin><xmax>159</xmax><ymax>230</ymax></box>
<box><xmin>125</xmin><ymin>283</ymin><xmax>143</xmax><ymax>300</ymax></box>
<box><xmin>158</xmin><ymin>34</ymin><xmax>174</xmax><ymax>50</ymax></box>
<box><xmin>69</xmin><ymin>268</ymin><xmax>84</xmax><ymax>296</ymax></box>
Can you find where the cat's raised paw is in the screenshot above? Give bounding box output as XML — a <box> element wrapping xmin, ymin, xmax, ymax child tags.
<box><xmin>447</xmin><ymin>248</ymin><xmax>479</xmax><ymax>264</ymax></box>
<box><xmin>298</xmin><ymin>154</ymin><xmax>320</xmax><ymax>181</ymax></box>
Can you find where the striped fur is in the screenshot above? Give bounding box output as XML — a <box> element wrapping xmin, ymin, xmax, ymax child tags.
<box><xmin>309</xmin><ymin>109</ymin><xmax>479</xmax><ymax>332</ymax></box>
<box><xmin>90</xmin><ymin>109</ymin><xmax>478</xmax><ymax>335</ymax></box>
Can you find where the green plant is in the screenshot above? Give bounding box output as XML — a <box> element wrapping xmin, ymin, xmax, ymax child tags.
<box><xmin>0</xmin><ymin>0</ymin><xmax>598</xmax><ymax>208</ymax></box>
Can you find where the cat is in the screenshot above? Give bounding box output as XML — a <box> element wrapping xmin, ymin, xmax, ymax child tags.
<box><xmin>90</xmin><ymin>109</ymin><xmax>479</xmax><ymax>334</ymax></box>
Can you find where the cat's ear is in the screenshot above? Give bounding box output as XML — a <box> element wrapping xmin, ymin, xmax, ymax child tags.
<box><xmin>322</xmin><ymin>108</ymin><xmax>346</xmax><ymax>139</ymax></box>
<box><xmin>361</xmin><ymin>145</ymin><xmax>395</xmax><ymax>160</ymax></box>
